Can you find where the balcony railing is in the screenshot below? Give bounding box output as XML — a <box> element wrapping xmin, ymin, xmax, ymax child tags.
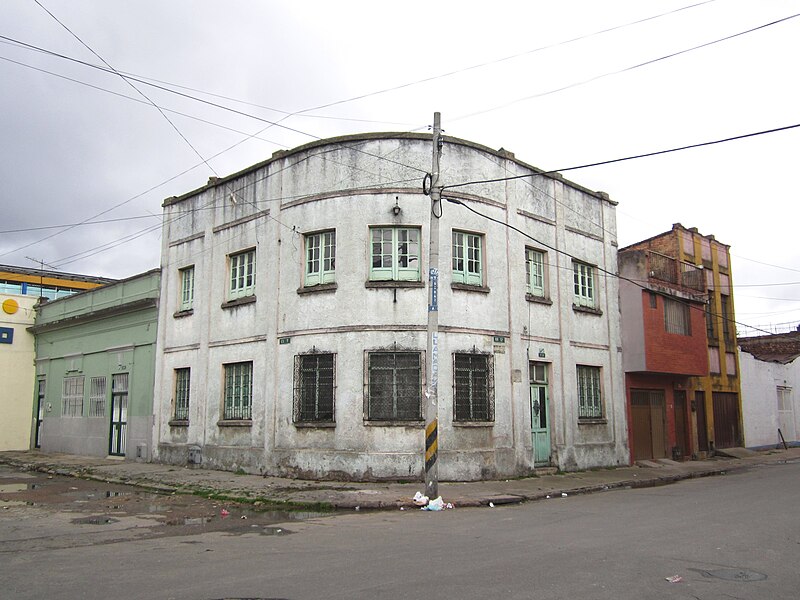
<box><xmin>647</xmin><ymin>251</ymin><xmax>706</xmax><ymax>292</ymax></box>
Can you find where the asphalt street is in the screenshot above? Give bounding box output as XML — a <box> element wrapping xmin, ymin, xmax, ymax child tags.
<box><xmin>2</xmin><ymin>459</ymin><xmax>798</xmax><ymax>599</ymax></box>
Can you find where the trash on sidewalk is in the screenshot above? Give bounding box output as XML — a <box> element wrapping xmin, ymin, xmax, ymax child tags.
<box><xmin>561</xmin><ymin>492</ymin><xmax>568</xmax><ymax>497</ymax></box>
<box><xmin>412</xmin><ymin>491</ymin><xmax>429</xmax><ymax>506</ymax></box>
<box><xmin>665</xmin><ymin>575</ymin><xmax>683</xmax><ymax>583</ymax></box>
<box><xmin>422</xmin><ymin>496</ymin><xmax>444</xmax><ymax>511</ymax></box>
<box><xmin>488</xmin><ymin>502</ymin><xmax>495</xmax><ymax>508</ymax></box>
<box><xmin>220</xmin><ymin>508</ymin><xmax>230</xmax><ymax>517</ymax></box>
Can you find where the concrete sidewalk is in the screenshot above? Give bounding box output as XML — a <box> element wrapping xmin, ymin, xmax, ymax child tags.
<box><xmin>2</xmin><ymin>447</ymin><xmax>798</xmax><ymax>510</ymax></box>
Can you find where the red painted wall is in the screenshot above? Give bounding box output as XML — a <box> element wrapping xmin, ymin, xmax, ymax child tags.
<box><xmin>641</xmin><ymin>291</ymin><xmax>708</xmax><ymax>375</ymax></box>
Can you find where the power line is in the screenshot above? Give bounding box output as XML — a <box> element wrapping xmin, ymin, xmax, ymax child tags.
<box><xmin>443</xmin><ymin>195</ymin><xmax>774</xmax><ymax>337</ymax></box>
<box><xmin>442</xmin><ymin>122</ymin><xmax>800</xmax><ymax>190</ymax></box>
<box><xmin>451</xmin><ymin>12</ymin><xmax>800</xmax><ymax>123</ymax></box>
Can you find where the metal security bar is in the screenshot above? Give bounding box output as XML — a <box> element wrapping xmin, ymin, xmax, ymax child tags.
<box><xmin>453</xmin><ymin>353</ymin><xmax>493</xmax><ymax>421</ymax></box>
<box><xmin>367</xmin><ymin>352</ymin><xmax>422</xmax><ymax>420</ymax></box>
<box><xmin>174</xmin><ymin>368</ymin><xmax>190</xmax><ymax>421</ymax></box>
<box><xmin>223</xmin><ymin>362</ymin><xmax>252</xmax><ymax>420</ymax></box>
<box><xmin>294</xmin><ymin>353</ymin><xmax>335</xmax><ymax>422</ymax></box>
<box><xmin>577</xmin><ymin>365</ymin><xmax>603</xmax><ymax>419</ymax></box>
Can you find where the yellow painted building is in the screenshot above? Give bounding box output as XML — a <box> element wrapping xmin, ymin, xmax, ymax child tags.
<box><xmin>623</xmin><ymin>224</ymin><xmax>743</xmax><ymax>454</ymax></box>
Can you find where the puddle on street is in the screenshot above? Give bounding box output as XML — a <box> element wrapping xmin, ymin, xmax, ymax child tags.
<box><xmin>71</xmin><ymin>515</ymin><xmax>120</xmax><ymax>525</ymax></box>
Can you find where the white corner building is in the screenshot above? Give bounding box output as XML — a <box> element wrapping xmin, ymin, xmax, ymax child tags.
<box><xmin>152</xmin><ymin>132</ymin><xmax>628</xmax><ymax>480</ymax></box>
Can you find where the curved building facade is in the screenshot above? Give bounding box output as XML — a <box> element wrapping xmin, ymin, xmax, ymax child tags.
<box><xmin>152</xmin><ymin>132</ymin><xmax>628</xmax><ymax>480</ymax></box>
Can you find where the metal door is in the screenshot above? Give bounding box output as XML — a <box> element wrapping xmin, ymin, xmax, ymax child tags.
<box><xmin>777</xmin><ymin>387</ymin><xmax>795</xmax><ymax>441</ymax></box>
<box><xmin>712</xmin><ymin>392</ymin><xmax>741</xmax><ymax>449</ymax></box>
<box><xmin>674</xmin><ymin>390</ymin><xmax>688</xmax><ymax>458</ymax></box>
<box><xmin>630</xmin><ymin>389</ymin><xmax>666</xmax><ymax>460</ymax></box>
<box><xmin>35</xmin><ymin>378</ymin><xmax>45</xmax><ymax>448</ymax></box>
<box><xmin>529</xmin><ymin>362</ymin><xmax>551</xmax><ymax>466</ymax></box>
<box><xmin>109</xmin><ymin>373</ymin><xmax>128</xmax><ymax>456</ymax></box>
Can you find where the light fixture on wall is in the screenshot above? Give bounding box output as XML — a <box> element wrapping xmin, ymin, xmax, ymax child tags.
<box><xmin>392</xmin><ymin>196</ymin><xmax>401</xmax><ymax>216</ymax></box>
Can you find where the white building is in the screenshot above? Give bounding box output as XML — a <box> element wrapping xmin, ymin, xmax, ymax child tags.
<box><xmin>738</xmin><ymin>331</ymin><xmax>800</xmax><ymax>449</ymax></box>
<box><xmin>152</xmin><ymin>132</ymin><xmax>628</xmax><ymax>480</ymax></box>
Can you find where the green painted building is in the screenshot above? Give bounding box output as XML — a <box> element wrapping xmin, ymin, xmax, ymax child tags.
<box><xmin>31</xmin><ymin>269</ymin><xmax>160</xmax><ymax>459</ymax></box>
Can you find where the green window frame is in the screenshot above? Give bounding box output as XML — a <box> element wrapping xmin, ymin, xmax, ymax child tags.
<box><xmin>453</xmin><ymin>353</ymin><xmax>493</xmax><ymax>422</ymax></box>
<box><xmin>526</xmin><ymin>248</ymin><xmax>545</xmax><ymax>297</ymax></box>
<box><xmin>223</xmin><ymin>362</ymin><xmax>252</xmax><ymax>420</ymax></box>
<box><xmin>180</xmin><ymin>266</ymin><xmax>194</xmax><ymax>310</ymax></box>
<box><xmin>452</xmin><ymin>231</ymin><xmax>483</xmax><ymax>286</ymax></box>
<box><xmin>294</xmin><ymin>353</ymin><xmax>335</xmax><ymax>423</ymax></box>
<box><xmin>366</xmin><ymin>352</ymin><xmax>422</xmax><ymax>421</ymax></box>
<box><xmin>577</xmin><ymin>365</ymin><xmax>603</xmax><ymax>419</ymax></box>
<box><xmin>305</xmin><ymin>231</ymin><xmax>336</xmax><ymax>286</ymax></box>
<box><xmin>174</xmin><ymin>368</ymin><xmax>190</xmax><ymax>421</ymax></box>
<box><xmin>573</xmin><ymin>261</ymin><xmax>596</xmax><ymax>308</ymax></box>
<box><xmin>370</xmin><ymin>227</ymin><xmax>421</xmax><ymax>281</ymax></box>
<box><xmin>229</xmin><ymin>250</ymin><xmax>256</xmax><ymax>300</ymax></box>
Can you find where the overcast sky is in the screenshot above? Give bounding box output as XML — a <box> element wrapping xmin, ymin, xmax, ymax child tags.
<box><xmin>1</xmin><ymin>0</ymin><xmax>798</xmax><ymax>335</ymax></box>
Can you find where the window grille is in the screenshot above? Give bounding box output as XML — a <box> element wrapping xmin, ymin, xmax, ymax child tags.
<box><xmin>664</xmin><ymin>297</ymin><xmax>691</xmax><ymax>335</ymax></box>
<box><xmin>294</xmin><ymin>354</ymin><xmax>335</xmax><ymax>422</ymax></box>
<box><xmin>223</xmin><ymin>362</ymin><xmax>252</xmax><ymax>420</ymax></box>
<box><xmin>88</xmin><ymin>376</ymin><xmax>107</xmax><ymax>417</ymax></box>
<box><xmin>62</xmin><ymin>376</ymin><xmax>84</xmax><ymax>417</ymax></box>
<box><xmin>453</xmin><ymin>353</ymin><xmax>493</xmax><ymax>421</ymax></box>
<box><xmin>366</xmin><ymin>352</ymin><xmax>422</xmax><ymax>420</ymax></box>
<box><xmin>577</xmin><ymin>365</ymin><xmax>603</xmax><ymax>419</ymax></box>
<box><xmin>174</xmin><ymin>368</ymin><xmax>190</xmax><ymax>421</ymax></box>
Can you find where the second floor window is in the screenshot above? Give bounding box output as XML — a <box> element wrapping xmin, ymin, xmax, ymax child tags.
<box><xmin>370</xmin><ymin>227</ymin><xmax>420</xmax><ymax>282</ymax></box>
<box><xmin>179</xmin><ymin>266</ymin><xmax>194</xmax><ymax>310</ymax></box>
<box><xmin>664</xmin><ymin>298</ymin><xmax>691</xmax><ymax>335</ymax></box>
<box><xmin>452</xmin><ymin>231</ymin><xmax>483</xmax><ymax>286</ymax></box>
<box><xmin>573</xmin><ymin>261</ymin><xmax>596</xmax><ymax>308</ymax></box>
<box><xmin>229</xmin><ymin>250</ymin><xmax>256</xmax><ymax>300</ymax></box>
<box><xmin>526</xmin><ymin>248</ymin><xmax>545</xmax><ymax>297</ymax></box>
<box><xmin>305</xmin><ymin>231</ymin><xmax>336</xmax><ymax>286</ymax></box>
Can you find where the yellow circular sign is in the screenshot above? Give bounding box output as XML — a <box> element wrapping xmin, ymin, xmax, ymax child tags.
<box><xmin>2</xmin><ymin>298</ymin><xmax>19</xmax><ymax>314</ymax></box>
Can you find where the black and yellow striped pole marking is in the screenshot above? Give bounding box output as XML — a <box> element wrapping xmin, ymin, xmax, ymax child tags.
<box><xmin>425</xmin><ymin>418</ymin><xmax>438</xmax><ymax>474</ymax></box>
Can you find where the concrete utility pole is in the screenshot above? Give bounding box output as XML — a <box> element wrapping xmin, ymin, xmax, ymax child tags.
<box><xmin>425</xmin><ymin>112</ymin><xmax>443</xmax><ymax>500</ymax></box>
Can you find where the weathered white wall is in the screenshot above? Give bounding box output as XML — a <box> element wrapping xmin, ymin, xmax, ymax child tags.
<box><xmin>153</xmin><ymin>133</ymin><xmax>628</xmax><ymax>479</ymax></box>
<box><xmin>740</xmin><ymin>350</ymin><xmax>799</xmax><ymax>447</ymax></box>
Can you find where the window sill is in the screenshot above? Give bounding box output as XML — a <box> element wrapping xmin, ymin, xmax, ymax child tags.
<box><xmin>173</xmin><ymin>309</ymin><xmax>193</xmax><ymax>319</ymax></box>
<box><xmin>453</xmin><ymin>421</ymin><xmax>494</xmax><ymax>427</ymax></box>
<box><xmin>217</xmin><ymin>419</ymin><xmax>252</xmax><ymax>427</ymax></box>
<box><xmin>573</xmin><ymin>304</ymin><xmax>603</xmax><ymax>316</ymax></box>
<box><xmin>526</xmin><ymin>294</ymin><xmax>553</xmax><ymax>305</ymax></box>
<box><xmin>451</xmin><ymin>283</ymin><xmax>490</xmax><ymax>294</ymax></box>
<box><xmin>364</xmin><ymin>419</ymin><xmax>424</xmax><ymax>427</ymax></box>
<box><xmin>297</xmin><ymin>283</ymin><xmax>337</xmax><ymax>295</ymax></box>
<box><xmin>294</xmin><ymin>421</ymin><xmax>336</xmax><ymax>428</ymax></box>
<box><xmin>221</xmin><ymin>295</ymin><xmax>256</xmax><ymax>309</ymax></box>
<box><xmin>364</xmin><ymin>280</ymin><xmax>424</xmax><ymax>289</ymax></box>
<box><xmin>578</xmin><ymin>418</ymin><xmax>607</xmax><ymax>425</ymax></box>
<box><xmin>168</xmin><ymin>419</ymin><xmax>189</xmax><ymax>427</ymax></box>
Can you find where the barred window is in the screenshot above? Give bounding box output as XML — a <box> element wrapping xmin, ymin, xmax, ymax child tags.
<box><xmin>577</xmin><ymin>365</ymin><xmax>603</xmax><ymax>419</ymax></box>
<box><xmin>664</xmin><ymin>297</ymin><xmax>691</xmax><ymax>335</ymax></box>
<box><xmin>229</xmin><ymin>249</ymin><xmax>256</xmax><ymax>299</ymax></box>
<box><xmin>452</xmin><ymin>231</ymin><xmax>483</xmax><ymax>286</ymax></box>
<box><xmin>305</xmin><ymin>231</ymin><xmax>336</xmax><ymax>286</ymax></box>
<box><xmin>370</xmin><ymin>227</ymin><xmax>421</xmax><ymax>281</ymax></box>
<box><xmin>174</xmin><ymin>368</ymin><xmax>190</xmax><ymax>421</ymax></box>
<box><xmin>88</xmin><ymin>376</ymin><xmax>107</xmax><ymax>417</ymax></box>
<box><xmin>62</xmin><ymin>376</ymin><xmax>84</xmax><ymax>417</ymax></box>
<box><xmin>179</xmin><ymin>266</ymin><xmax>195</xmax><ymax>310</ymax></box>
<box><xmin>526</xmin><ymin>248</ymin><xmax>546</xmax><ymax>297</ymax></box>
<box><xmin>294</xmin><ymin>354</ymin><xmax>335</xmax><ymax>423</ymax></box>
<box><xmin>573</xmin><ymin>261</ymin><xmax>596</xmax><ymax>308</ymax></box>
<box><xmin>453</xmin><ymin>353</ymin><xmax>493</xmax><ymax>422</ymax></box>
<box><xmin>366</xmin><ymin>352</ymin><xmax>422</xmax><ymax>421</ymax></box>
<box><xmin>223</xmin><ymin>362</ymin><xmax>252</xmax><ymax>420</ymax></box>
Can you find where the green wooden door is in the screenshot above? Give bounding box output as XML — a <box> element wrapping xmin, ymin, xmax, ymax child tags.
<box><xmin>530</xmin><ymin>362</ymin><xmax>551</xmax><ymax>466</ymax></box>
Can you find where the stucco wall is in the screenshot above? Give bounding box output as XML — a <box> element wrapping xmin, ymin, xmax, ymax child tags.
<box><xmin>0</xmin><ymin>294</ymin><xmax>37</xmax><ymax>450</ymax></box>
<box><xmin>739</xmin><ymin>350</ymin><xmax>799</xmax><ymax>447</ymax></box>
<box><xmin>153</xmin><ymin>133</ymin><xmax>628</xmax><ymax>479</ymax></box>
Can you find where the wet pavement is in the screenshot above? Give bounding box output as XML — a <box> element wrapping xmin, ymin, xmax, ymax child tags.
<box><xmin>1</xmin><ymin>446</ymin><xmax>799</xmax><ymax>513</ymax></box>
<box><xmin>0</xmin><ymin>465</ymin><xmax>331</xmax><ymax>551</ymax></box>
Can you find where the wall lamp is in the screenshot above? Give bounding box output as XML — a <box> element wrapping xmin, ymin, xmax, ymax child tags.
<box><xmin>392</xmin><ymin>196</ymin><xmax>402</xmax><ymax>216</ymax></box>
